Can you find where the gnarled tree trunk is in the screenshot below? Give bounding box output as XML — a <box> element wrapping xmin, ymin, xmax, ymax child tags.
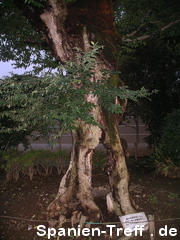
<box><xmin>15</xmin><ymin>0</ymin><xmax>136</xmax><ymax>226</ymax></box>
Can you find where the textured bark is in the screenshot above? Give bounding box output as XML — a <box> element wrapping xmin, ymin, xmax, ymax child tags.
<box><xmin>102</xmin><ymin>112</ymin><xmax>136</xmax><ymax>215</ymax></box>
<box><xmin>14</xmin><ymin>0</ymin><xmax>136</xmax><ymax>226</ymax></box>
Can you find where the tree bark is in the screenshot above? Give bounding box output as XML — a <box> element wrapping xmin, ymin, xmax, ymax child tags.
<box><xmin>102</xmin><ymin>110</ymin><xmax>136</xmax><ymax>215</ymax></box>
<box><xmin>14</xmin><ymin>0</ymin><xmax>136</xmax><ymax>226</ymax></box>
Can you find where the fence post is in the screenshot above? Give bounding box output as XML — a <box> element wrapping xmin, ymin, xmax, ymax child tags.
<box><xmin>148</xmin><ymin>213</ymin><xmax>155</xmax><ymax>240</ymax></box>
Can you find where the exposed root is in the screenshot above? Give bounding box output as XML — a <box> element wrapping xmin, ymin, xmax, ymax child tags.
<box><xmin>47</xmin><ymin>199</ymin><xmax>69</xmax><ymax>227</ymax></box>
<box><xmin>79</xmin><ymin>214</ymin><xmax>88</xmax><ymax>230</ymax></box>
<box><xmin>106</xmin><ymin>192</ymin><xmax>122</xmax><ymax>216</ymax></box>
<box><xmin>71</xmin><ymin>211</ymin><xmax>82</xmax><ymax>227</ymax></box>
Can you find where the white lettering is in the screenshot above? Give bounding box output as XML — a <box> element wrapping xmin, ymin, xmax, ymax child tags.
<box><xmin>36</xmin><ymin>224</ymin><xmax>177</xmax><ymax>238</ymax></box>
<box><xmin>91</xmin><ymin>227</ymin><xmax>101</xmax><ymax>236</ymax></box>
<box><xmin>159</xmin><ymin>225</ymin><xmax>177</xmax><ymax>237</ymax></box>
<box><xmin>58</xmin><ymin>228</ymin><xmax>66</xmax><ymax>236</ymax></box>
<box><xmin>124</xmin><ymin>228</ymin><xmax>132</xmax><ymax>236</ymax></box>
<box><xmin>134</xmin><ymin>225</ymin><xmax>144</xmax><ymax>236</ymax></box>
<box><xmin>106</xmin><ymin>225</ymin><xmax>116</xmax><ymax>237</ymax></box>
<box><xmin>77</xmin><ymin>225</ymin><xmax>81</xmax><ymax>236</ymax></box>
<box><xmin>116</xmin><ymin>227</ymin><xmax>123</xmax><ymax>236</ymax></box>
<box><xmin>37</xmin><ymin>225</ymin><xmax>46</xmax><ymax>237</ymax></box>
<box><xmin>47</xmin><ymin>228</ymin><xmax>56</xmax><ymax>239</ymax></box>
<box><xmin>159</xmin><ymin>225</ymin><xmax>167</xmax><ymax>236</ymax></box>
<box><xmin>82</xmin><ymin>228</ymin><xmax>90</xmax><ymax>236</ymax></box>
<box><xmin>169</xmin><ymin>228</ymin><xmax>177</xmax><ymax>236</ymax></box>
<box><xmin>68</xmin><ymin>228</ymin><xmax>76</xmax><ymax>236</ymax></box>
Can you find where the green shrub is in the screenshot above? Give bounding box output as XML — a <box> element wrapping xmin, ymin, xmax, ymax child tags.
<box><xmin>35</xmin><ymin>150</ymin><xmax>55</xmax><ymax>176</ymax></box>
<box><xmin>53</xmin><ymin>150</ymin><xmax>70</xmax><ymax>175</ymax></box>
<box><xmin>3</xmin><ymin>150</ymin><xmax>22</xmax><ymax>181</ymax></box>
<box><xmin>151</xmin><ymin>109</ymin><xmax>180</xmax><ymax>177</ymax></box>
<box><xmin>3</xmin><ymin>149</ymin><xmax>70</xmax><ymax>181</ymax></box>
<box><xmin>19</xmin><ymin>150</ymin><xmax>38</xmax><ymax>180</ymax></box>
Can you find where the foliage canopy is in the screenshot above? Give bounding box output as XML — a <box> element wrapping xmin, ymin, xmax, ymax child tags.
<box><xmin>0</xmin><ymin>0</ymin><xmax>180</xmax><ymax>150</ymax></box>
<box><xmin>0</xmin><ymin>45</ymin><xmax>149</xmax><ymax>145</ymax></box>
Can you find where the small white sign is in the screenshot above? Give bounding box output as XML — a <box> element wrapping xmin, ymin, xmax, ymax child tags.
<box><xmin>119</xmin><ymin>212</ymin><xmax>149</xmax><ymax>233</ymax></box>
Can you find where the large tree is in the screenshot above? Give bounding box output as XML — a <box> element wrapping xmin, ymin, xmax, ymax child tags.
<box><xmin>14</xmin><ymin>0</ymin><xmax>136</xmax><ymax>225</ymax></box>
<box><xmin>1</xmin><ymin>0</ymin><xmax>179</xmax><ymax>227</ymax></box>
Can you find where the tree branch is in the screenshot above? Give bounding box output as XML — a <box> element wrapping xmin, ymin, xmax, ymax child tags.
<box><xmin>24</xmin><ymin>39</ymin><xmax>49</xmax><ymax>47</ymax></box>
<box><xmin>123</xmin><ymin>18</ymin><xmax>180</xmax><ymax>42</ymax></box>
<box><xmin>161</xmin><ymin>19</ymin><xmax>180</xmax><ymax>31</ymax></box>
<box><xmin>127</xmin><ymin>9</ymin><xmax>152</xmax><ymax>38</ymax></box>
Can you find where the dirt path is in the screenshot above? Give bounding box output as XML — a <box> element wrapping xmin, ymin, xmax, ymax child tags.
<box><xmin>0</xmin><ymin>167</ymin><xmax>180</xmax><ymax>240</ymax></box>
